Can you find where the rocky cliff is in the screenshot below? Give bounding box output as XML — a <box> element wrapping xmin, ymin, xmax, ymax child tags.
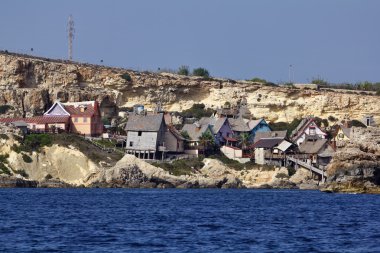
<box><xmin>1</xmin><ymin>51</ymin><xmax>379</xmax><ymax>122</ymax></box>
<box><xmin>322</xmin><ymin>127</ymin><xmax>380</xmax><ymax>193</ymax></box>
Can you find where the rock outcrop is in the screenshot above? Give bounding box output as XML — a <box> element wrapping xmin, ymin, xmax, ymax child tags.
<box><xmin>1</xmin><ymin>51</ymin><xmax>379</xmax><ymax>123</ymax></box>
<box><xmin>322</xmin><ymin>127</ymin><xmax>380</xmax><ymax>193</ymax></box>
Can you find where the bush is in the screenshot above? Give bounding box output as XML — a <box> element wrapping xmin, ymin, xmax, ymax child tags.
<box><xmin>152</xmin><ymin>157</ymin><xmax>204</xmax><ymax>176</ymax></box>
<box><xmin>250</xmin><ymin>77</ymin><xmax>267</xmax><ymax>83</ymax></box>
<box><xmin>180</xmin><ymin>103</ymin><xmax>214</xmax><ymax>119</ymax></box>
<box><xmin>22</xmin><ymin>153</ymin><xmax>33</xmax><ymax>163</ymax></box>
<box><xmin>311</xmin><ymin>78</ymin><xmax>328</xmax><ymax>86</ymax></box>
<box><xmin>178</xmin><ymin>65</ymin><xmax>189</xmax><ymax>76</ymax></box>
<box><xmin>275</xmin><ymin>172</ymin><xmax>289</xmax><ymax>179</ymax></box>
<box><xmin>0</xmin><ymin>163</ymin><xmax>11</xmax><ymax>175</ymax></box>
<box><xmin>121</xmin><ymin>72</ymin><xmax>132</xmax><ymax>82</ymax></box>
<box><xmin>15</xmin><ymin>169</ymin><xmax>29</xmax><ymax>178</ymax></box>
<box><xmin>22</xmin><ymin>134</ymin><xmax>52</xmax><ymax>152</ymax></box>
<box><xmin>0</xmin><ymin>154</ymin><xmax>9</xmax><ymax>164</ymax></box>
<box><xmin>0</xmin><ymin>134</ymin><xmax>9</xmax><ymax>140</ymax></box>
<box><xmin>0</xmin><ymin>105</ymin><xmax>14</xmax><ymax>114</ymax></box>
<box><xmin>269</xmin><ymin>118</ymin><xmax>302</xmax><ymax>136</ymax></box>
<box><xmin>45</xmin><ymin>174</ymin><xmax>53</xmax><ymax>180</ymax></box>
<box><xmin>328</xmin><ymin>116</ymin><xmax>338</xmax><ymax>122</ymax></box>
<box><xmin>287</xmin><ymin>167</ymin><xmax>296</xmax><ymax>177</ymax></box>
<box><xmin>192</xmin><ymin>68</ymin><xmax>210</xmax><ymax>78</ymax></box>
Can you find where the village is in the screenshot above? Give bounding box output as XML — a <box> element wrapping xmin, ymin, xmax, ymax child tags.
<box><xmin>0</xmin><ymin>96</ymin><xmax>377</xmax><ymax>184</ymax></box>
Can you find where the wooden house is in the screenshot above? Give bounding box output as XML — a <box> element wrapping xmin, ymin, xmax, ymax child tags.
<box><xmin>124</xmin><ymin>113</ymin><xmax>166</xmax><ymax>159</ymax></box>
<box><xmin>290</xmin><ymin>117</ymin><xmax>327</xmax><ymax>146</ymax></box>
<box><xmin>198</xmin><ymin>117</ymin><xmax>234</xmax><ymax>145</ymax></box>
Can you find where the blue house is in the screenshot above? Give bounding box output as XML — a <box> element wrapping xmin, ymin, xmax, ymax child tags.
<box><xmin>228</xmin><ymin>118</ymin><xmax>271</xmax><ymax>142</ymax></box>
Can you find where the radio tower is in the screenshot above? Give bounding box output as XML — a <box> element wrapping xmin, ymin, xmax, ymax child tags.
<box><xmin>67</xmin><ymin>15</ymin><xmax>75</xmax><ymax>60</ymax></box>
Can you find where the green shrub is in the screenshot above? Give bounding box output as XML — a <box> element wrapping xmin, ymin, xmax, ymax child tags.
<box><xmin>121</xmin><ymin>72</ymin><xmax>132</xmax><ymax>82</ymax></box>
<box><xmin>23</xmin><ymin>134</ymin><xmax>52</xmax><ymax>152</ymax></box>
<box><xmin>192</xmin><ymin>68</ymin><xmax>210</xmax><ymax>78</ymax></box>
<box><xmin>328</xmin><ymin>116</ymin><xmax>338</xmax><ymax>122</ymax></box>
<box><xmin>0</xmin><ymin>154</ymin><xmax>9</xmax><ymax>164</ymax></box>
<box><xmin>15</xmin><ymin>169</ymin><xmax>29</xmax><ymax>178</ymax></box>
<box><xmin>11</xmin><ymin>144</ymin><xmax>22</xmax><ymax>153</ymax></box>
<box><xmin>275</xmin><ymin>172</ymin><xmax>289</xmax><ymax>179</ymax></box>
<box><xmin>45</xmin><ymin>174</ymin><xmax>53</xmax><ymax>180</ymax></box>
<box><xmin>22</xmin><ymin>153</ymin><xmax>33</xmax><ymax>163</ymax></box>
<box><xmin>180</xmin><ymin>103</ymin><xmax>214</xmax><ymax>119</ymax></box>
<box><xmin>152</xmin><ymin>157</ymin><xmax>204</xmax><ymax>176</ymax></box>
<box><xmin>250</xmin><ymin>77</ymin><xmax>267</xmax><ymax>83</ymax></box>
<box><xmin>208</xmin><ymin>153</ymin><xmax>257</xmax><ymax>171</ymax></box>
<box><xmin>287</xmin><ymin>166</ymin><xmax>296</xmax><ymax>177</ymax></box>
<box><xmin>0</xmin><ymin>163</ymin><xmax>11</xmax><ymax>175</ymax></box>
<box><xmin>0</xmin><ymin>134</ymin><xmax>9</xmax><ymax>140</ymax></box>
<box><xmin>178</xmin><ymin>65</ymin><xmax>189</xmax><ymax>76</ymax></box>
<box><xmin>0</xmin><ymin>105</ymin><xmax>14</xmax><ymax>114</ymax></box>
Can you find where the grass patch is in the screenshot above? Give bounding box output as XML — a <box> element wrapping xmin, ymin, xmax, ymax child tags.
<box><xmin>152</xmin><ymin>158</ymin><xmax>204</xmax><ymax>176</ymax></box>
<box><xmin>287</xmin><ymin>166</ymin><xmax>296</xmax><ymax>177</ymax></box>
<box><xmin>0</xmin><ymin>105</ymin><xmax>14</xmax><ymax>114</ymax></box>
<box><xmin>208</xmin><ymin>153</ymin><xmax>257</xmax><ymax>171</ymax></box>
<box><xmin>93</xmin><ymin>139</ymin><xmax>117</xmax><ymax>148</ymax></box>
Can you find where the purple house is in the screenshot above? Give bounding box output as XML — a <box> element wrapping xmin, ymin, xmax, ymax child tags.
<box><xmin>199</xmin><ymin>117</ymin><xmax>234</xmax><ymax>145</ymax></box>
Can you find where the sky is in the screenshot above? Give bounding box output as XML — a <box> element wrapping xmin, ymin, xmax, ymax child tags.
<box><xmin>1</xmin><ymin>0</ymin><xmax>379</xmax><ymax>83</ymax></box>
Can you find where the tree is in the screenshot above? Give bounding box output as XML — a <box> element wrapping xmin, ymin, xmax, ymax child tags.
<box><xmin>250</xmin><ymin>77</ymin><xmax>267</xmax><ymax>84</ymax></box>
<box><xmin>180</xmin><ymin>130</ymin><xmax>190</xmax><ymax>140</ymax></box>
<box><xmin>311</xmin><ymin>78</ymin><xmax>328</xmax><ymax>86</ymax></box>
<box><xmin>198</xmin><ymin>131</ymin><xmax>214</xmax><ymax>155</ymax></box>
<box><xmin>192</xmin><ymin>68</ymin><xmax>210</xmax><ymax>78</ymax></box>
<box><xmin>178</xmin><ymin>65</ymin><xmax>189</xmax><ymax>76</ymax></box>
<box><xmin>238</xmin><ymin>133</ymin><xmax>251</xmax><ymax>150</ymax></box>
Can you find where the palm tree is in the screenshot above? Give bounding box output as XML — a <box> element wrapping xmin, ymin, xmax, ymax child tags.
<box><xmin>238</xmin><ymin>132</ymin><xmax>251</xmax><ymax>150</ymax></box>
<box><xmin>198</xmin><ymin>131</ymin><xmax>214</xmax><ymax>155</ymax></box>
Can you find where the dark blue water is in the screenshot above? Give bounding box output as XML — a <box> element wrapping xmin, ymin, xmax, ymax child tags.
<box><xmin>0</xmin><ymin>189</ymin><xmax>379</xmax><ymax>253</ymax></box>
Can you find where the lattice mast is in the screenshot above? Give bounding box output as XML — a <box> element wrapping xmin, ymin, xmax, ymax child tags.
<box><xmin>67</xmin><ymin>15</ymin><xmax>75</xmax><ymax>60</ymax></box>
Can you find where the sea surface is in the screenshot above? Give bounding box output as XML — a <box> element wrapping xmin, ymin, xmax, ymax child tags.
<box><xmin>0</xmin><ymin>189</ymin><xmax>379</xmax><ymax>253</ymax></box>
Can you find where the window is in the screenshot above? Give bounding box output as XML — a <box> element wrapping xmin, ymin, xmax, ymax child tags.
<box><xmin>129</xmin><ymin>141</ymin><xmax>133</xmax><ymax>147</ymax></box>
<box><xmin>74</xmin><ymin>118</ymin><xmax>78</xmax><ymax>123</ymax></box>
<box><xmin>309</xmin><ymin>126</ymin><xmax>316</xmax><ymax>135</ymax></box>
<box><xmin>83</xmin><ymin>117</ymin><xmax>88</xmax><ymax>123</ymax></box>
<box><xmin>138</xmin><ymin>131</ymin><xmax>142</xmax><ymax>136</ymax></box>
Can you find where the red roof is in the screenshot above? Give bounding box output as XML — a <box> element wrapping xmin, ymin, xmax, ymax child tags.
<box><xmin>63</xmin><ymin>104</ymin><xmax>96</xmax><ymax>116</ymax></box>
<box><xmin>0</xmin><ymin>116</ymin><xmax>69</xmax><ymax>124</ymax></box>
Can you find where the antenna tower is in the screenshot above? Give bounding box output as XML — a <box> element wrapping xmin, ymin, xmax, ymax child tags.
<box><xmin>67</xmin><ymin>15</ymin><xmax>75</xmax><ymax>60</ymax></box>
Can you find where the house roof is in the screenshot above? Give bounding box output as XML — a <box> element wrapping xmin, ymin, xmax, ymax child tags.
<box><xmin>182</xmin><ymin>123</ymin><xmax>212</xmax><ymax>141</ymax></box>
<box><xmin>298</xmin><ymin>139</ymin><xmax>328</xmax><ymax>154</ymax></box>
<box><xmin>250</xmin><ymin>138</ymin><xmax>283</xmax><ymax>149</ymax></box>
<box><xmin>228</xmin><ymin>118</ymin><xmax>250</xmax><ymax>132</ymax></box>
<box><xmin>62</xmin><ymin>101</ymin><xmax>97</xmax><ymax>117</ymax></box>
<box><xmin>247</xmin><ymin>119</ymin><xmax>264</xmax><ymax>131</ymax></box>
<box><xmin>291</xmin><ymin>117</ymin><xmax>326</xmax><ymax>141</ymax></box>
<box><xmin>199</xmin><ymin>117</ymin><xmax>228</xmax><ymax>134</ymax></box>
<box><xmin>44</xmin><ymin>101</ymin><xmax>97</xmax><ymax>117</ymax></box>
<box><xmin>254</xmin><ymin>130</ymin><xmax>287</xmax><ymax>143</ymax></box>
<box><xmin>125</xmin><ymin>113</ymin><xmax>164</xmax><ymax>132</ymax></box>
<box><xmin>168</xmin><ymin>126</ymin><xmax>186</xmax><ymax>141</ymax></box>
<box><xmin>0</xmin><ymin>116</ymin><xmax>70</xmax><ymax>124</ymax></box>
<box><xmin>277</xmin><ymin>140</ymin><xmax>293</xmax><ymax>152</ymax></box>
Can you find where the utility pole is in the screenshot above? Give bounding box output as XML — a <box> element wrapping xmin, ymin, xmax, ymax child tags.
<box><xmin>67</xmin><ymin>15</ymin><xmax>75</xmax><ymax>60</ymax></box>
<box><xmin>288</xmin><ymin>64</ymin><xmax>292</xmax><ymax>83</ymax></box>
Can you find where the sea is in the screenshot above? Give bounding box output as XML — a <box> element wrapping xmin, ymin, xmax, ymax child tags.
<box><xmin>0</xmin><ymin>189</ymin><xmax>379</xmax><ymax>253</ymax></box>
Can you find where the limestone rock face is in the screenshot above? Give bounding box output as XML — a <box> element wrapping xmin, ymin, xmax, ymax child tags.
<box><xmin>0</xmin><ymin>51</ymin><xmax>379</xmax><ymax>123</ymax></box>
<box><xmin>323</xmin><ymin>127</ymin><xmax>380</xmax><ymax>193</ymax></box>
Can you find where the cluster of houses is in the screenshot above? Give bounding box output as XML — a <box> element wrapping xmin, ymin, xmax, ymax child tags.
<box><xmin>0</xmin><ymin>99</ymin><xmax>377</xmax><ymax>179</ymax></box>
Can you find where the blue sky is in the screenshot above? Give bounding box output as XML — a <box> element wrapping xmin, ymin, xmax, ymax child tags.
<box><xmin>1</xmin><ymin>0</ymin><xmax>379</xmax><ymax>83</ymax></box>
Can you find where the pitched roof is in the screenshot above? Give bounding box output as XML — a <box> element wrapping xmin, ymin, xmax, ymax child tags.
<box><xmin>277</xmin><ymin>140</ymin><xmax>293</xmax><ymax>152</ymax></box>
<box><xmin>291</xmin><ymin>117</ymin><xmax>326</xmax><ymax>141</ymax></box>
<box><xmin>250</xmin><ymin>138</ymin><xmax>283</xmax><ymax>149</ymax></box>
<box><xmin>228</xmin><ymin>118</ymin><xmax>250</xmax><ymax>132</ymax></box>
<box><xmin>298</xmin><ymin>139</ymin><xmax>328</xmax><ymax>154</ymax></box>
<box><xmin>247</xmin><ymin>119</ymin><xmax>264</xmax><ymax>131</ymax></box>
<box><xmin>0</xmin><ymin>116</ymin><xmax>70</xmax><ymax>124</ymax></box>
<box><xmin>254</xmin><ymin>130</ymin><xmax>287</xmax><ymax>143</ymax></box>
<box><xmin>182</xmin><ymin>123</ymin><xmax>212</xmax><ymax>141</ymax></box>
<box><xmin>199</xmin><ymin>117</ymin><xmax>228</xmax><ymax>134</ymax></box>
<box><xmin>125</xmin><ymin>113</ymin><xmax>165</xmax><ymax>132</ymax></box>
<box><xmin>44</xmin><ymin>101</ymin><xmax>98</xmax><ymax>117</ymax></box>
<box><xmin>62</xmin><ymin>101</ymin><xmax>97</xmax><ymax>117</ymax></box>
<box><xmin>168</xmin><ymin>126</ymin><xmax>185</xmax><ymax>141</ymax></box>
